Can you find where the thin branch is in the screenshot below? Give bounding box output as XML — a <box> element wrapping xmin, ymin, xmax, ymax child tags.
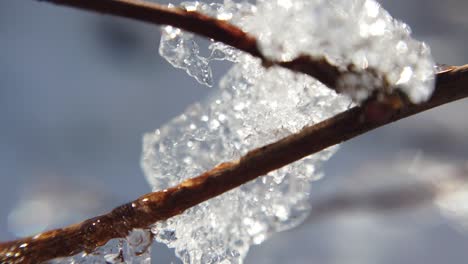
<box><xmin>1</xmin><ymin>65</ymin><xmax>468</xmax><ymax>263</ymax></box>
<box><xmin>38</xmin><ymin>0</ymin><xmax>355</xmax><ymax>90</ymax></box>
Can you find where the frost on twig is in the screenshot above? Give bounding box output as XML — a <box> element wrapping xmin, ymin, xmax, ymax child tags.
<box><xmin>160</xmin><ymin>0</ymin><xmax>435</xmax><ymax>103</ymax></box>
<box><xmin>147</xmin><ymin>0</ymin><xmax>435</xmax><ymax>263</ymax></box>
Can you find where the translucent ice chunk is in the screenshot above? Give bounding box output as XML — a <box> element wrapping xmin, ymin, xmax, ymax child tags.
<box><xmin>142</xmin><ymin>53</ymin><xmax>350</xmax><ymax>264</ymax></box>
<box><xmin>46</xmin><ymin>229</ymin><xmax>152</xmax><ymax>264</ymax></box>
<box><xmin>209</xmin><ymin>42</ymin><xmax>241</xmax><ymax>62</ymax></box>
<box><xmin>159</xmin><ymin>25</ymin><xmax>213</xmax><ymax>86</ymax></box>
<box><xmin>159</xmin><ymin>1</ymin><xmax>256</xmax><ymax>87</ymax></box>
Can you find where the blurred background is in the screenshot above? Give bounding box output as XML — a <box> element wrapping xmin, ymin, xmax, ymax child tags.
<box><xmin>1</xmin><ymin>0</ymin><xmax>467</xmax><ymax>263</ymax></box>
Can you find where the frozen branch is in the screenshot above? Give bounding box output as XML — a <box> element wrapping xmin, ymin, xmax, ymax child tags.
<box><xmin>38</xmin><ymin>0</ymin><xmax>361</xmax><ymax>91</ymax></box>
<box><xmin>1</xmin><ymin>64</ymin><xmax>468</xmax><ymax>263</ymax></box>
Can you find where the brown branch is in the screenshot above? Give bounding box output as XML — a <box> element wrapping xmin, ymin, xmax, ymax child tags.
<box><xmin>1</xmin><ymin>64</ymin><xmax>468</xmax><ymax>263</ymax></box>
<box><xmin>38</xmin><ymin>0</ymin><xmax>353</xmax><ymax>90</ymax></box>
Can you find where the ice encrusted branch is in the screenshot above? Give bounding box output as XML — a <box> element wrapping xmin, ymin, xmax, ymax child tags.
<box><xmin>36</xmin><ymin>0</ymin><xmax>339</xmax><ymax>89</ymax></box>
<box><xmin>1</xmin><ymin>65</ymin><xmax>468</xmax><ymax>264</ymax></box>
<box><xmin>37</xmin><ymin>0</ymin><xmax>431</xmax><ymax>102</ymax></box>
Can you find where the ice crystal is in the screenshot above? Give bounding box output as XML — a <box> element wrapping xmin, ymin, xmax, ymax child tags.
<box><xmin>147</xmin><ymin>0</ymin><xmax>436</xmax><ymax>263</ymax></box>
<box><xmin>160</xmin><ymin>24</ymin><xmax>214</xmax><ymax>86</ymax></box>
<box><xmin>159</xmin><ymin>2</ymin><xmax>248</xmax><ymax>86</ymax></box>
<box><xmin>46</xmin><ymin>229</ymin><xmax>152</xmax><ymax>264</ymax></box>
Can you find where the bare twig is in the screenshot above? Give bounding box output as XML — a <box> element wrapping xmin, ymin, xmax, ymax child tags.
<box><xmin>1</xmin><ymin>64</ymin><xmax>468</xmax><ymax>263</ymax></box>
<box><xmin>38</xmin><ymin>0</ymin><xmax>361</xmax><ymax>90</ymax></box>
